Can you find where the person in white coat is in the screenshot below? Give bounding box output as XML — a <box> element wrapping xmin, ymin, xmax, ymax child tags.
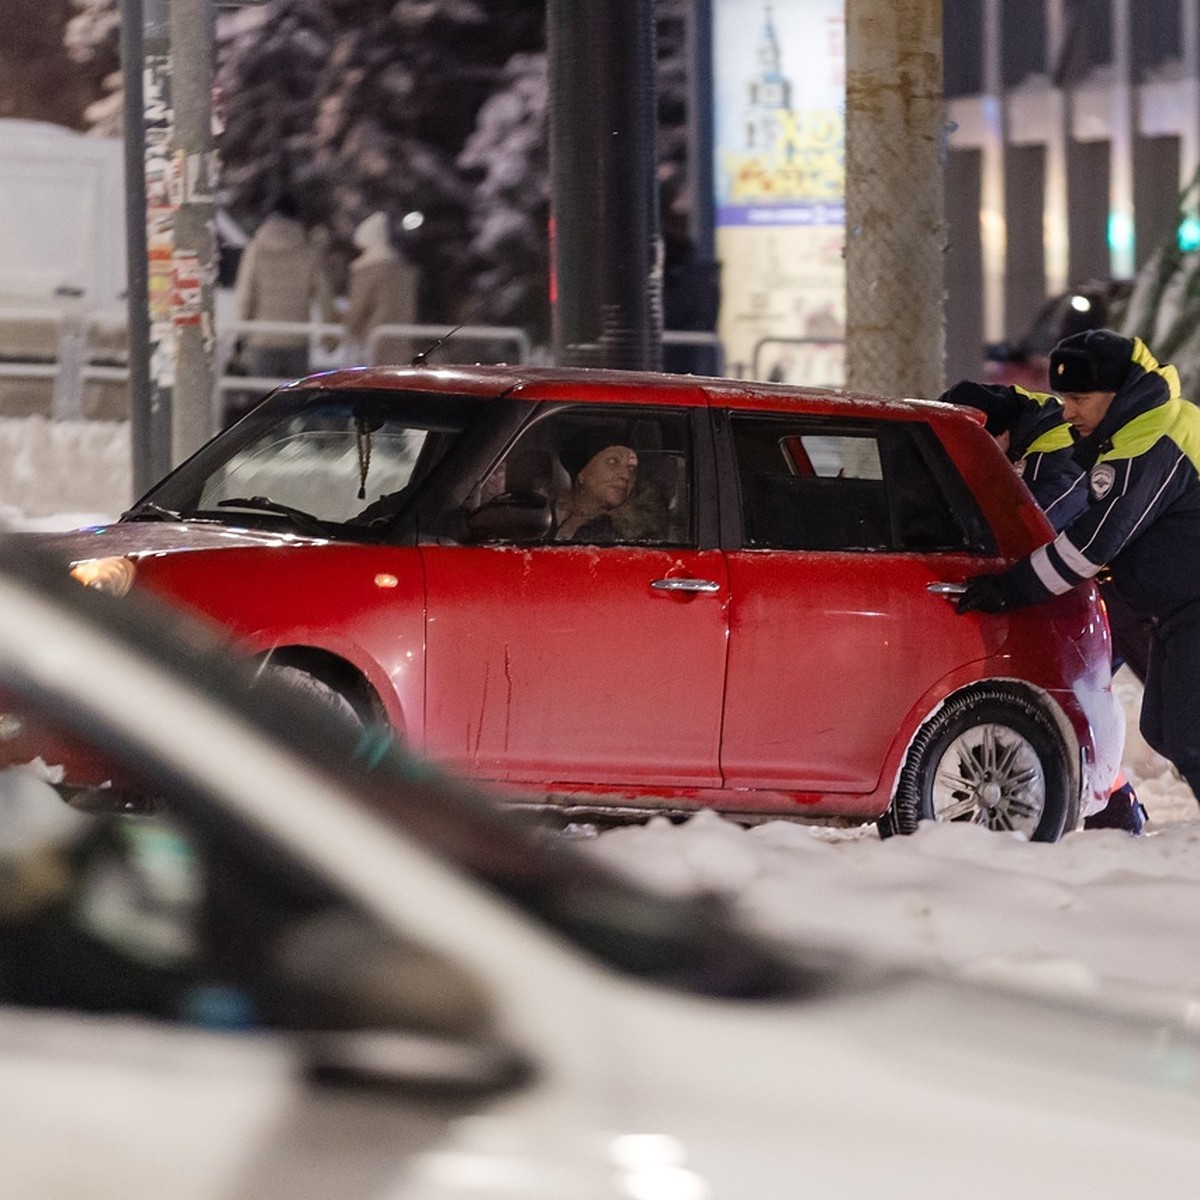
<box><xmin>343</xmin><ymin>211</ymin><xmax>420</xmax><ymax>365</ymax></box>
<box><xmin>233</xmin><ymin>193</ymin><xmax>335</xmax><ymax>381</ymax></box>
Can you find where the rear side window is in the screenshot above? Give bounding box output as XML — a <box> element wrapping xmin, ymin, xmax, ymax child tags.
<box><xmin>730</xmin><ymin>414</ymin><xmax>979</xmax><ymax>552</ymax></box>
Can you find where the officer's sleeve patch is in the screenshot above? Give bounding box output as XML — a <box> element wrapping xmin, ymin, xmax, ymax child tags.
<box><xmin>1090</xmin><ymin>462</ymin><xmax>1117</xmax><ymax>499</ymax></box>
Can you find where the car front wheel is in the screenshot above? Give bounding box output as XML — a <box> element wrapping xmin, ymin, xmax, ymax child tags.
<box><xmin>879</xmin><ymin>686</ymin><xmax>1075</xmax><ymax>842</ymax></box>
<box><xmin>262</xmin><ymin>664</ymin><xmax>368</xmax><ymax>729</ymax></box>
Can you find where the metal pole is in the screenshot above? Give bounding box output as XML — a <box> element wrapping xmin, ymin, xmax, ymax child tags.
<box><xmin>142</xmin><ymin>0</ymin><xmax>175</xmax><ymax>482</ymax></box>
<box><xmin>119</xmin><ymin>0</ymin><xmax>154</xmax><ymax>497</ymax></box>
<box><xmin>547</xmin><ymin>0</ymin><xmax>663</xmax><ymax>370</ymax></box>
<box><xmin>686</xmin><ymin>0</ymin><xmax>715</xmax><ymax>264</ymax></box>
<box><xmin>169</xmin><ymin>0</ymin><xmax>217</xmax><ymax>463</ymax></box>
<box><xmin>844</xmin><ymin>0</ymin><xmax>946</xmax><ymax>399</ymax></box>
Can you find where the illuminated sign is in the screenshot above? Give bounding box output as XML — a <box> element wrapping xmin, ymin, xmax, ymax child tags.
<box><xmin>713</xmin><ymin>0</ymin><xmax>845</xmax><ymax>383</ymax></box>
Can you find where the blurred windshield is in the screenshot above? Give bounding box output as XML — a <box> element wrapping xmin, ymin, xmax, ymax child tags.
<box><xmin>0</xmin><ymin>542</ymin><xmax>812</xmax><ymax>1001</ymax></box>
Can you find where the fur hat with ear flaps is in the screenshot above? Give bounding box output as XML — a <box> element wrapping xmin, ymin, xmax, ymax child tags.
<box><xmin>1049</xmin><ymin>329</ymin><xmax>1133</xmax><ymax>394</ymax></box>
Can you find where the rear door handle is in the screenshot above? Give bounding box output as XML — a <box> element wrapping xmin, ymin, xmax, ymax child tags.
<box><xmin>650</xmin><ymin>577</ymin><xmax>721</xmax><ymax>594</ymax></box>
<box><xmin>927</xmin><ymin>581</ymin><xmax>966</xmax><ymax>597</ymax></box>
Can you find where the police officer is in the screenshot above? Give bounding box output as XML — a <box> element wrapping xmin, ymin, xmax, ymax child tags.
<box><xmin>957</xmin><ymin>329</ymin><xmax>1200</xmax><ymax>808</ymax></box>
<box><xmin>945</xmin><ymin>379</ymin><xmax>1155</xmax><ymax>685</ymax></box>
<box><xmin>941</xmin><ymin>377</ymin><xmax>1148</xmax><ymax>832</ymax></box>
<box><xmin>940</xmin><ymin>379</ymin><xmax>1089</xmax><ymax>525</ymax></box>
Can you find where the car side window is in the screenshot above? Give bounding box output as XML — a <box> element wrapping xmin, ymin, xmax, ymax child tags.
<box><xmin>468</xmin><ymin>408</ymin><xmax>695</xmax><ymax>547</ymax></box>
<box><xmin>731</xmin><ymin>415</ymin><xmax>971</xmax><ymax>551</ymax></box>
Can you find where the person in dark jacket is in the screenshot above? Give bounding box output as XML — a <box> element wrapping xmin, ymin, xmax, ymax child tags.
<box><xmin>942</xmin><ymin>377</ymin><xmax>1149</xmax><ymax>832</ymax></box>
<box><xmin>941</xmin><ymin>378</ymin><xmax>1151</xmax><ymax>679</ymax></box>
<box><xmin>940</xmin><ymin>380</ymin><xmax>1089</xmax><ymax>525</ymax></box>
<box><xmin>957</xmin><ymin>330</ymin><xmax>1200</xmax><ymax>808</ymax></box>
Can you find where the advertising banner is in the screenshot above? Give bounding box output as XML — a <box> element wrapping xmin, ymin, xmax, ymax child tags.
<box><xmin>713</xmin><ymin>0</ymin><xmax>845</xmax><ymax>383</ymax></box>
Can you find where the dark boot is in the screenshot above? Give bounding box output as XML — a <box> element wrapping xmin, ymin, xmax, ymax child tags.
<box><xmin>1084</xmin><ymin>781</ymin><xmax>1148</xmax><ymax>834</ymax></box>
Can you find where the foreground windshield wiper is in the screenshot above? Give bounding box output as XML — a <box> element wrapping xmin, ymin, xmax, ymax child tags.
<box><xmin>217</xmin><ymin>496</ymin><xmax>331</xmax><ymax>537</ymax></box>
<box><xmin>121</xmin><ymin>501</ymin><xmax>184</xmax><ymax>522</ymax></box>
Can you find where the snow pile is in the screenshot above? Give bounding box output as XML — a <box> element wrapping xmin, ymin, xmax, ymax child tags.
<box><xmin>588</xmin><ymin>810</ymin><xmax>1200</xmax><ymax>1017</ymax></box>
<box><xmin>0</xmin><ymin>415</ymin><xmax>128</xmax><ymax>527</ymax></box>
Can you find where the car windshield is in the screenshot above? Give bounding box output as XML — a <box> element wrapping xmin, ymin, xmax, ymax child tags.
<box><xmin>135</xmin><ymin>389</ymin><xmax>492</xmax><ymax>537</ymax></box>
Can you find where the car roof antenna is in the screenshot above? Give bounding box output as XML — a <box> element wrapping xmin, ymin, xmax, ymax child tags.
<box><xmin>410</xmin><ymin>295</ymin><xmax>490</xmax><ymax>366</ymax></box>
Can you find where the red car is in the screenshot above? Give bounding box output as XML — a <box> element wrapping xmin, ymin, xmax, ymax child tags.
<box><xmin>23</xmin><ymin>365</ymin><xmax>1122</xmax><ymax>840</ymax></box>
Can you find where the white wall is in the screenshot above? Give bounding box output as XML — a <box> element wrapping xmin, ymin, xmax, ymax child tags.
<box><xmin>0</xmin><ymin>120</ymin><xmax>126</xmax><ymax>314</ymax></box>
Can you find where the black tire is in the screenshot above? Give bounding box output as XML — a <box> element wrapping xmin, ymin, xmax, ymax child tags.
<box><xmin>879</xmin><ymin>686</ymin><xmax>1075</xmax><ymax>842</ymax></box>
<box><xmin>263</xmin><ymin>664</ymin><xmax>367</xmax><ymax>729</ymax></box>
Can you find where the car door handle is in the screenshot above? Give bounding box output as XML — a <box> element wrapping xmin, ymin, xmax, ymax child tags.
<box><xmin>927</xmin><ymin>581</ymin><xmax>967</xmax><ymax>597</ymax></box>
<box><xmin>650</xmin><ymin>577</ymin><xmax>721</xmax><ymax>594</ymax></box>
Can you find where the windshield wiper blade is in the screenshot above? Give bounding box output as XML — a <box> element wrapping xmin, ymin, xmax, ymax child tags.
<box><xmin>121</xmin><ymin>501</ymin><xmax>183</xmax><ymax>522</ymax></box>
<box><xmin>217</xmin><ymin>496</ymin><xmax>330</xmax><ymax>537</ymax></box>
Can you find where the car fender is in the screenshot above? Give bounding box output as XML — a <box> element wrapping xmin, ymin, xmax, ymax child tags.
<box><xmin>131</xmin><ymin>545</ymin><xmax>426</xmax><ymax>743</ymax></box>
<box><xmin>881</xmin><ymin>659</ymin><xmax>1085</xmax><ymax>818</ymax></box>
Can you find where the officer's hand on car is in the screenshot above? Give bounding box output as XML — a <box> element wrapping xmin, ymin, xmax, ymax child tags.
<box><xmin>956</xmin><ymin>573</ymin><xmax>1017</xmax><ymax>614</ymax></box>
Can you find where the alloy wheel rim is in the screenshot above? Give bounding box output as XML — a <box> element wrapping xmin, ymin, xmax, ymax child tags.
<box><xmin>931</xmin><ymin>722</ymin><xmax>1046</xmax><ymax>836</ymax></box>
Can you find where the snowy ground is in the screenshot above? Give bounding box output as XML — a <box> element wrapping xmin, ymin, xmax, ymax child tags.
<box><xmin>2</xmin><ymin>415</ymin><xmax>1198</xmax><ymax>1020</ymax></box>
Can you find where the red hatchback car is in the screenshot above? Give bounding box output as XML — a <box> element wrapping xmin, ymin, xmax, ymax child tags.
<box><xmin>24</xmin><ymin>365</ymin><xmax>1122</xmax><ymax>840</ymax></box>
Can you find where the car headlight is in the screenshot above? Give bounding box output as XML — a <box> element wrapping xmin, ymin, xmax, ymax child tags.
<box><xmin>70</xmin><ymin>556</ymin><xmax>136</xmax><ymax>597</ymax></box>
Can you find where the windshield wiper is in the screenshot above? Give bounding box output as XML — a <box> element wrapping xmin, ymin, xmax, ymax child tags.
<box><xmin>121</xmin><ymin>501</ymin><xmax>184</xmax><ymax>522</ymax></box>
<box><xmin>217</xmin><ymin>496</ymin><xmax>331</xmax><ymax>537</ymax></box>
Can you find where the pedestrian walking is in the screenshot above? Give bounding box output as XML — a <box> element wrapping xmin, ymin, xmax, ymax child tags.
<box><xmin>343</xmin><ymin>211</ymin><xmax>419</xmax><ymax>365</ymax></box>
<box><xmin>956</xmin><ymin>330</ymin><xmax>1200</xmax><ymax>809</ymax></box>
<box><xmin>233</xmin><ymin>192</ymin><xmax>335</xmax><ymax>382</ymax></box>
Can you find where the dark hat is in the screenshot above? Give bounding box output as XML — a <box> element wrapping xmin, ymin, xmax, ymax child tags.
<box><xmin>939</xmin><ymin>380</ymin><xmax>1022</xmax><ymax>437</ymax></box>
<box><xmin>559</xmin><ymin>425</ymin><xmax>631</xmax><ymax>479</ymax></box>
<box><xmin>1048</xmin><ymin>329</ymin><xmax>1133</xmax><ymax>394</ymax></box>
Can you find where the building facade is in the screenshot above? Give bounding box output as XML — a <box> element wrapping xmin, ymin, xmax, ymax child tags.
<box><xmin>943</xmin><ymin>0</ymin><xmax>1191</xmax><ymax>383</ymax></box>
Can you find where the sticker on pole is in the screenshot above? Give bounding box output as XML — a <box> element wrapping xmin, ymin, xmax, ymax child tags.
<box><xmin>171</xmin><ymin>253</ymin><xmax>203</xmax><ymax>327</ymax></box>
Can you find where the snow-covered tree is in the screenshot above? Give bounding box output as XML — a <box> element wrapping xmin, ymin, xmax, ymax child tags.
<box><xmin>1121</xmin><ymin>166</ymin><xmax>1200</xmax><ymax>402</ymax></box>
<box><xmin>1</xmin><ymin>0</ymin><xmax>93</xmax><ymax>128</ymax></box>
<box><xmin>217</xmin><ymin>0</ymin><xmax>543</xmax><ymax>319</ymax></box>
<box><xmin>58</xmin><ymin>0</ymin><xmax>697</xmax><ymax>340</ymax></box>
<box><xmin>218</xmin><ymin>0</ymin><xmax>337</xmax><ymax>227</ymax></box>
<box><xmin>64</xmin><ymin>0</ymin><xmax>121</xmax><ymax>135</ymax></box>
<box><xmin>456</xmin><ymin>51</ymin><xmax>550</xmax><ymax>338</ymax></box>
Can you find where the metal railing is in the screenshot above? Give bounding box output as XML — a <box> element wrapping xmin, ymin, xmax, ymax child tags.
<box><xmin>750</xmin><ymin>336</ymin><xmax>846</xmax><ymax>387</ymax></box>
<box><xmin>0</xmin><ymin>306</ymin><xmax>131</xmax><ymax>419</ymax></box>
<box><xmin>215</xmin><ymin>319</ymin><xmax>538</xmax><ymax>422</ymax></box>
<box><xmin>0</xmin><ymin>308</ymin><xmax>732</xmax><ymax>424</ymax></box>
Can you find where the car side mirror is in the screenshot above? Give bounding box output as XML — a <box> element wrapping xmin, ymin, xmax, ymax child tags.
<box><xmin>461</xmin><ymin>492</ymin><xmax>552</xmax><ymax>544</ymax></box>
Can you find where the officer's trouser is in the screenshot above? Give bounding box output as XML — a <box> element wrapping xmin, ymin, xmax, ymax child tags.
<box><xmin>1140</xmin><ymin>606</ymin><xmax>1200</xmax><ymax>804</ymax></box>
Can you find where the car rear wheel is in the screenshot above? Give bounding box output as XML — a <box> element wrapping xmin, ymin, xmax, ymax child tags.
<box><xmin>879</xmin><ymin>686</ymin><xmax>1074</xmax><ymax>842</ymax></box>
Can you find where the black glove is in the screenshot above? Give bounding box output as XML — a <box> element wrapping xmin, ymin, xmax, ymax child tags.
<box><xmin>956</xmin><ymin>573</ymin><xmax>1016</xmax><ymax>615</ymax></box>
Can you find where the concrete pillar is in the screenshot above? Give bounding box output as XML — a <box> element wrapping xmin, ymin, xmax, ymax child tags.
<box><xmin>944</xmin><ymin>147</ymin><xmax>985</xmax><ymax>384</ymax></box>
<box><xmin>844</xmin><ymin>0</ymin><xmax>946</xmax><ymax>398</ymax></box>
<box><xmin>1182</xmin><ymin>0</ymin><xmax>1200</xmax><ymax>187</ymax></box>
<box><xmin>1004</xmin><ymin>143</ymin><xmax>1047</xmax><ymax>331</ymax></box>
<box><xmin>978</xmin><ymin>0</ymin><xmax>1007</xmax><ymax>343</ymax></box>
<box><xmin>1108</xmin><ymin>0</ymin><xmax>1136</xmax><ymax>277</ymax></box>
<box><xmin>1044</xmin><ymin>0</ymin><xmax>1071</xmax><ymax>295</ymax></box>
